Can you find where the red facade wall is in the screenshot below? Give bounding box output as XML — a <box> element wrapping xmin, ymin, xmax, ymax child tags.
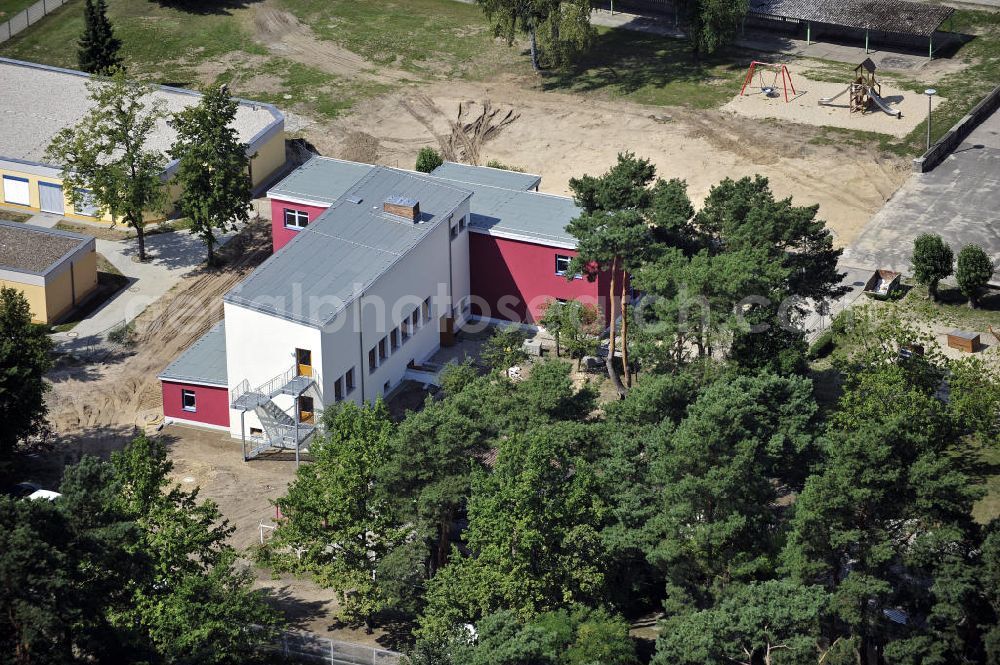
<box><xmin>270</xmin><ymin>199</ymin><xmax>331</xmax><ymax>253</ymax></box>
<box><xmin>161</xmin><ymin>381</ymin><xmax>230</xmax><ymax>428</ymax></box>
<box><xmin>469</xmin><ymin>232</ymin><xmax>607</xmax><ymax>324</ymax></box>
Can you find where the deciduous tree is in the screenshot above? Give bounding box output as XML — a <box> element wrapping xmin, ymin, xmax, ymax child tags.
<box><xmin>912</xmin><ymin>233</ymin><xmax>953</xmax><ymax>301</ymax></box>
<box><xmin>169</xmin><ymin>85</ymin><xmax>251</xmax><ymax>265</ymax></box>
<box><xmin>955</xmin><ymin>243</ymin><xmax>994</xmax><ymax>308</ymax></box>
<box><xmin>46</xmin><ymin>69</ymin><xmax>166</xmax><ymax>262</ymax></box>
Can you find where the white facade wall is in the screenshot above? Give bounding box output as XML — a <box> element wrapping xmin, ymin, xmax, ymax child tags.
<box><xmin>222</xmin><ymin>197</ymin><xmax>472</xmax><ymax>437</ymax></box>
<box><xmin>224</xmin><ymin>301</ymin><xmax>323</xmax><ymax>439</ymax></box>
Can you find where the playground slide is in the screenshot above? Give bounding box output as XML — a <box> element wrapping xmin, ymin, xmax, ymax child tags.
<box><xmin>866</xmin><ymin>88</ymin><xmax>902</xmax><ymax>118</ymax></box>
<box><xmin>818</xmin><ymin>86</ymin><xmax>852</xmax><ymax>105</ymax></box>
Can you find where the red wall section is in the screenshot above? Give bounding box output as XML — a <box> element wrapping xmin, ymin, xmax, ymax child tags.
<box><xmin>469</xmin><ymin>232</ymin><xmax>606</xmax><ymax>324</ymax></box>
<box><xmin>161</xmin><ymin>381</ymin><xmax>230</xmax><ymax>428</ymax></box>
<box><xmin>270</xmin><ymin>199</ymin><xmax>331</xmax><ymax>253</ymax></box>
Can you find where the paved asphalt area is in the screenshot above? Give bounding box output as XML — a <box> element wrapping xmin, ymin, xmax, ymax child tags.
<box><xmin>841</xmin><ymin>106</ymin><xmax>1000</xmax><ymax>286</ymax></box>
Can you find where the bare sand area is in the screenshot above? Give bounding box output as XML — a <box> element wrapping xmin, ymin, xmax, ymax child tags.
<box><xmin>306</xmin><ymin>79</ymin><xmax>910</xmax><ymax>248</ymax></box>
<box><xmin>722</xmin><ymin>75</ymin><xmax>945</xmax><ymax>138</ymax></box>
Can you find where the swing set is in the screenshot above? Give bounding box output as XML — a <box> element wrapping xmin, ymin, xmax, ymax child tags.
<box><xmin>739</xmin><ymin>61</ymin><xmax>796</xmax><ymax>103</ymax></box>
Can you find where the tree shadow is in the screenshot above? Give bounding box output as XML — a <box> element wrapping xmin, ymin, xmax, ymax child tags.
<box><xmin>258</xmin><ymin>583</ymin><xmax>332</xmax><ymax>632</ymax></box>
<box><xmin>540</xmin><ymin>27</ymin><xmax>742</xmax><ymax>98</ymax></box>
<box><xmin>147</xmin><ymin>0</ymin><xmax>266</xmax><ymax>16</ymax></box>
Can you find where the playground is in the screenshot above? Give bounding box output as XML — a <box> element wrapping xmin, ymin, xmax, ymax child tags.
<box><xmin>723</xmin><ymin>60</ymin><xmax>945</xmax><ymax>137</ymax></box>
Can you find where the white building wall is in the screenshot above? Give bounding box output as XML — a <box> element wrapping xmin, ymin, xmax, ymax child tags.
<box><xmin>224</xmin><ymin>301</ymin><xmax>323</xmax><ymax>439</ymax></box>
<box><xmin>449</xmin><ymin>206</ymin><xmax>472</xmax><ymax>327</ymax></box>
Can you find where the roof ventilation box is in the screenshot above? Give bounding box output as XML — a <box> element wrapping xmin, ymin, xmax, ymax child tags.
<box><xmin>383</xmin><ymin>195</ymin><xmax>420</xmax><ymax>222</ymax></box>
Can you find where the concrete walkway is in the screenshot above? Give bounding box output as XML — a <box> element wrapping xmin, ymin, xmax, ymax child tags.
<box><xmin>841</xmin><ymin>105</ymin><xmax>1000</xmax><ymax>285</ymax></box>
<box><xmin>45</xmin><ymin>224</ymin><xmax>241</xmax><ymax>352</ymax></box>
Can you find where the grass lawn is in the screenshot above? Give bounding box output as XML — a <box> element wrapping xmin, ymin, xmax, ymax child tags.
<box><xmin>0</xmin><ymin>0</ymin><xmax>38</xmax><ymax>19</ymax></box>
<box><xmin>899</xmin><ymin>282</ymin><xmax>1000</xmax><ymax>332</ymax></box>
<box><xmin>0</xmin><ymin>208</ymin><xmax>32</xmax><ymax>223</ymax></box>
<box><xmin>542</xmin><ymin>26</ymin><xmax>744</xmax><ymax>109</ymax></box>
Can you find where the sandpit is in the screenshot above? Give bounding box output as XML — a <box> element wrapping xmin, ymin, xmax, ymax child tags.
<box><xmin>722</xmin><ymin>75</ymin><xmax>944</xmax><ymax>137</ymax></box>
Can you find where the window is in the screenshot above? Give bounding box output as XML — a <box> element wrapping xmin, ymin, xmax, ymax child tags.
<box><xmin>75</xmin><ymin>189</ymin><xmax>100</xmax><ymax>217</ymax></box>
<box><xmin>284</xmin><ymin>209</ymin><xmax>309</xmax><ymax>230</ymax></box>
<box><xmin>422</xmin><ymin>297</ymin><xmax>431</xmax><ymax>323</ymax></box>
<box><xmin>411</xmin><ymin>309</ymin><xmax>419</xmax><ymax>329</ymax></box>
<box><xmin>378</xmin><ymin>337</ymin><xmax>388</xmax><ymax>361</ymax></box>
<box><xmin>450</xmin><ymin>224</ymin><xmax>459</xmax><ymax>240</ymax></box>
<box><xmin>369</xmin><ymin>348</ymin><xmax>378</xmax><ymax>372</ymax></box>
<box><xmin>250</xmin><ymin>427</ymin><xmax>263</xmax><ymax>437</ymax></box>
<box><xmin>459</xmin><ymin>215</ymin><xmax>467</xmax><ymax>231</ymax></box>
<box><xmin>334</xmin><ymin>376</ymin><xmax>344</xmax><ymax>401</ymax></box>
<box><xmin>555</xmin><ymin>254</ymin><xmax>582</xmax><ymax>279</ymax></box>
<box><xmin>345</xmin><ymin>368</ymin><xmax>355</xmax><ymax>391</ymax></box>
<box><xmin>181</xmin><ymin>389</ymin><xmax>197</xmax><ymax>412</ymax></box>
<box><xmin>391</xmin><ymin>327</ymin><xmax>400</xmax><ymax>351</ymax></box>
<box><xmin>2</xmin><ymin>175</ymin><xmax>30</xmax><ymax>206</ymax></box>
<box><xmin>401</xmin><ymin>319</ymin><xmax>410</xmax><ymax>341</ymax></box>
<box><xmin>383</xmin><ymin>380</ymin><xmax>391</xmax><ymax>395</ymax></box>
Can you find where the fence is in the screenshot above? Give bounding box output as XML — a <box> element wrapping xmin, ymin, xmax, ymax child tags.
<box><xmin>268</xmin><ymin>630</ymin><xmax>405</xmax><ymax>665</ymax></box>
<box><xmin>0</xmin><ymin>0</ymin><xmax>70</xmax><ymax>43</ymax></box>
<box><xmin>912</xmin><ymin>84</ymin><xmax>1000</xmax><ymax>172</ymax></box>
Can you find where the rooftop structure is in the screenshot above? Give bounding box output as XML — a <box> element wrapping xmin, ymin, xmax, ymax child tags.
<box><xmin>226</xmin><ymin>166</ymin><xmax>472</xmax><ymax>327</ymax></box>
<box><xmin>430</xmin><ymin>161</ymin><xmax>542</xmax><ymax>191</ymax></box>
<box><xmin>0</xmin><ymin>57</ymin><xmax>281</xmax><ymax>167</ymax></box>
<box><xmin>266</xmin><ymin>156</ymin><xmax>581</xmax><ymax>248</ymax></box>
<box><xmin>0</xmin><ymin>220</ymin><xmax>89</xmax><ymax>274</ymax></box>
<box><xmin>748</xmin><ymin>0</ymin><xmax>953</xmax><ymax>38</ymax></box>
<box><xmin>158</xmin><ymin>321</ymin><xmax>228</xmax><ymax>387</ymax></box>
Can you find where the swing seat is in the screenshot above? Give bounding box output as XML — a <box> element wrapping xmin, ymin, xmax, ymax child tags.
<box><xmin>762</xmin><ymin>86</ymin><xmax>778</xmax><ymax>97</ymax></box>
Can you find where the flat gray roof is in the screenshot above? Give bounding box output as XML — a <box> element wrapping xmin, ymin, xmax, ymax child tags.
<box><xmin>266</xmin><ymin>157</ymin><xmax>376</xmax><ymax>206</ymax></box>
<box><xmin>158</xmin><ymin>320</ymin><xmax>228</xmax><ymax>386</ymax></box>
<box><xmin>0</xmin><ymin>57</ymin><xmax>281</xmax><ymax>167</ymax></box>
<box><xmin>225</xmin><ymin>167</ymin><xmax>472</xmax><ymax>327</ymax></box>
<box><xmin>0</xmin><ymin>220</ymin><xmax>91</xmax><ymax>275</ymax></box>
<box><xmin>431</xmin><ymin>162</ymin><xmax>541</xmax><ymax>191</ymax></box>
<box><xmin>268</xmin><ymin>156</ymin><xmax>580</xmax><ymax>247</ymax></box>
<box><xmin>749</xmin><ymin>0</ymin><xmax>952</xmax><ymax>37</ymax></box>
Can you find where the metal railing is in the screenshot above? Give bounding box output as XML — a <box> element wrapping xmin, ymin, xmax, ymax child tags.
<box><xmin>0</xmin><ymin>0</ymin><xmax>70</xmax><ymax>43</ymax></box>
<box><xmin>270</xmin><ymin>630</ymin><xmax>405</xmax><ymax>665</ymax></box>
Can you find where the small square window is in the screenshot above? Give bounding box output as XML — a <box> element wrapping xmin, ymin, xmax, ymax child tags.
<box><xmin>555</xmin><ymin>254</ymin><xmax>572</xmax><ymax>275</ymax></box>
<box><xmin>284</xmin><ymin>209</ymin><xmax>309</xmax><ymax>230</ymax></box>
<box><xmin>391</xmin><ymin>327</ymin><xmax>400</xmax><ymax>351</ymax></box>
<box><xmin>334</xmin><ymin>377</ymin><xmax>344</xmax><ymax>401</ymax></box>
<box><xmin>402</xmin><ymin>319</ymin><xmax>411</xmax><ymax>341</ymax></box>
<box><xmin>379</xmin><ymin>337</ymin><xmax>388</xmax><ymax>361</ymax></box>
<box><xmin>450</xmin><ymin>224</ymin><xmax>459</xmax><ymax>240</ymax></box>
<box><xmin>181</xmin><ymin>389</ymin><xmax>197</xmax><ymax>412</ymax></box>
<box><xmin>369</xmin><ymin>348</ymin><xmax>378</xmax><ymax>372</ymax></box>
<box><xmin>459</xmin><ymin>215</ymin><xmax>467</xmax><ymax>231</ymax></box>
<box><xmin>411</xmin><ymin>309</ymin><xmax>419</xmax><ymax>329</ymax></box>
<box><xmin>383</xmin><ymin>380</ymin><xmax>391</xmax><ymax>394</ymax></box>
<box><xmin>345</xmin><ymin>368</ymin><xmax>355</xmax><ymax>391</ymax></box>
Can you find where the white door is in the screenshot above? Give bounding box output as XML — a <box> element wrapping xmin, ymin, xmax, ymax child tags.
<box><xmin>2</xmin><ymin>176</ymin><xmax>30</xmax><ymax>206</ymax></box>
<box><xmin>38</xmin><ymin>182</ymin><xmax>64</xmax><ymax>215</ymax></box>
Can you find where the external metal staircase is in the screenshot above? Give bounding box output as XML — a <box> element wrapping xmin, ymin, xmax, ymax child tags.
<box><xmin>231</xmin><ymin>364</ymin><xmax>321</xmax><ymax>462</ymax></box>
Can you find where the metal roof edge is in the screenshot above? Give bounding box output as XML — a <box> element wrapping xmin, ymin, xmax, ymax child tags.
<box><xmin>0</xmin><ymin>219</ymin><xmax>94</xmax><ymax>277</ymax></box>
<box><xmin>468</xmin><ymin>226</ymin><xmax>577</xmax><ymax>250</ymax></box>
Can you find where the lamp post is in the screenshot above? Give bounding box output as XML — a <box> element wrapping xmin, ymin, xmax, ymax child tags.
<box><xmin>924</xmin><ymin>88</ymin><xmax>937</xmax><ymax>150</ymax></box>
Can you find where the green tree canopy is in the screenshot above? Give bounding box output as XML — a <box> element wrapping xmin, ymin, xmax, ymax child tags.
<box><xmin>955</xmin><ymin>244</ymin><xmax>994</xmax><ymax>308</ymax></box>
<box><xmin>169</xmin><ymin>85</ymin><xmax>252</xmax><ymax>264</ymax></box>
<box><xmin>77</xmin><ymin>0</ymin><xmax>122</xmax><ymax>75</ymax></box>
<box><xmin>0</xmin><ymin>287</ymin><xmax>52</xmax><ymax>475</ymax></box>
<box><xmin>46</xmin><ymin>69</ymin><xmax>166</xmax><ymax>262</ymax></box>
<box><xmin>912</xmin><ymin>233</ymin><xmax>954</xmax><ymax>301</ymax></box>
<box><xmin>416</xmin><ymin>147</ymin><xmax>444</xmax><ymax>173</ymax></box>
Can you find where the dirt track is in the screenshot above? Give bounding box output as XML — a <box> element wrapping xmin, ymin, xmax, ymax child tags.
<box><xmin>42</xmin><ymin>221</ymin><xmax>272</xmax><ymax>462</ymax></box>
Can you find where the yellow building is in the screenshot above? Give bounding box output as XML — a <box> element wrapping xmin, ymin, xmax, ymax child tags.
<box><xmin>0</xmin><ymin>221</ymin><xmax>98</xmax><ymax>324</ymax></box>
<box><xmin>0</xmin><ymin>57</ymin><xmax>286</xmax><ymax>222</ymax></box>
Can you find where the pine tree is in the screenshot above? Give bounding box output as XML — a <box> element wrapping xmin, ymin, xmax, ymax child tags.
<box><xmin>78</xmin><ymin>0</ymin><xmax>122</xmax><ymax>75</ymax></box>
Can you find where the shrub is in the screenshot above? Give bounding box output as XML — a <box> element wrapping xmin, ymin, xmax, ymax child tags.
<box><xmin>955</xmin><ymin>244</ymin><xmax>994</xmax><ymax>308</ymax></box>
<box><xmin>808</xmin><ymin>329</ymin><xmax>835</xmax><ymax>360</ymax></box>
<box><xmin>415</xmin><ymin>147</ymin><xmax>443</xmax><ymax>173</ymax></box>
<box><xmin>108</xmin><ymin>320</ymin><xmax>136</xmax><ymax>346</ymax></box>
<box><xmin>485</xmin><ymin>159</ymin><xmax>525</xmax><ymax>173</ymax></box>
<box><xmin>911</xmin><ymin>234</ymin><xmax>953</xmax><ymax>301</ymax></box>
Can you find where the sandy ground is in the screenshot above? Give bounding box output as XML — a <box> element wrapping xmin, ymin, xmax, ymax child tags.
<box><xmin>722</xmin><ymin>75</ymin><xmax>945</xmax><ymax>138</ymax></box>
<box><xmin>301</xmin><ymin>78</ymin><xmax>909</xmax><ymax>248</ymax></box>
